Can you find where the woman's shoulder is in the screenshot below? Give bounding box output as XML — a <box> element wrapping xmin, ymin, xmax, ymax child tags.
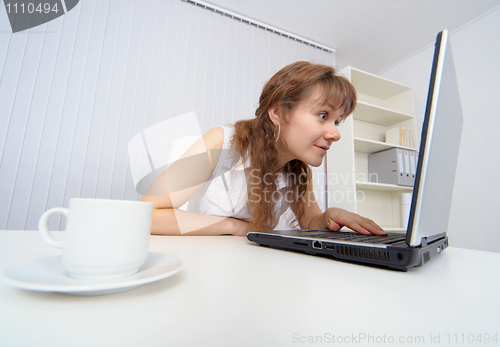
<box><xmin>204</xmin><ymin>125</ymin><xmax>235</xmax><ymax>150</ymax></box>
<box><xmin>203</xmin><ymin>126</ymin><xmax>224</xmax><ymax>150</ymax></box>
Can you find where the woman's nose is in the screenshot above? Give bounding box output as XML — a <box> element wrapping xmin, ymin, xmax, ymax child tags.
<box><xmin>326</xmin><ymin>124</ymin><xmax>341</xmax><ymax>142</ymax></box>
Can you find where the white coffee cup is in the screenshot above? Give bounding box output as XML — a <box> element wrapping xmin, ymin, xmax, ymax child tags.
<box><xmin>38</xmin><ymin>198</ymin><xmax>153</xmax><ymax>280</ymax></box>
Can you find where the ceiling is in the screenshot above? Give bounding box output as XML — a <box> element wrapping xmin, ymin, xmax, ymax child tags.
<box><xmin>200</xmin><ymin>0</ymin><xmax>500</xmax><ymax>74</ymax></box>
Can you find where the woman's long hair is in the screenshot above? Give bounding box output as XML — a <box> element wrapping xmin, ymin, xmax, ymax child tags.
<box><xmin>231</xmin><ymin>61</ymin><xmax>357</xmax><ymax>231</ymax></box>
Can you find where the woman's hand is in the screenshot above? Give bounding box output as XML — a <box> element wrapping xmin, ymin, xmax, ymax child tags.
<box><xmin>324</xmin><ymin>207</ymin><xmax>386</xmax><ymax>236</ymax></box>
<box><xmin>225</xmin><ymin>217</ymin><xmax>250</xmax><ymax>236</ymax></box>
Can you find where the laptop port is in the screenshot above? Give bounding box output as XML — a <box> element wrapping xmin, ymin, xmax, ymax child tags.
<box><xmin>312</xmin><ymin>241</ymin><xmax>322</xmax><ymax>249</ymax></box>
<box><xmin>324</xmin><ymin>244</ymin><xmax>335</xmax><ymax>250</ymax></box>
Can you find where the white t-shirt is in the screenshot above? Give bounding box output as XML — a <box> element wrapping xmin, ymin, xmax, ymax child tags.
<box><xmin>186</xmin><ymin>125</ymin><xmax>290</xmax><ymax>225</ymax></box>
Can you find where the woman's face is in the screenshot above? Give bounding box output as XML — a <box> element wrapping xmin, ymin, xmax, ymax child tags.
<box><xmin>277</xmin><ymin>87</ymin><xmax>344</xmax><ymax>168</ymax></box>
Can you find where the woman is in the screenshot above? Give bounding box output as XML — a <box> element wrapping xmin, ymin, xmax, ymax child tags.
<box><xmin>141</xmin><ymin>61</ymin><xmax>385</xmax><ymax>236</ymax></box>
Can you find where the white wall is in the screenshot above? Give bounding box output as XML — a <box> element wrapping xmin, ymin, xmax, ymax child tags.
<box><xmin>380</xmin><ymin>6</ymin><xmax>500</xmax><ymax>253</ymax></box>
<box><xmin>0</xmin><ymin>0</ymin><xmax>333</xmax><ymax>231</ymax></box>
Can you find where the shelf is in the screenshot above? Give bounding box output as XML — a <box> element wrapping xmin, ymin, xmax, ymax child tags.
<box><xmin>354</xmin><ymin>138</ymin><xmax>392</xmax><ymax>153</ymax></box>
<box><xmin>354</xmin><ymin>137</ymin><xmax>416</xmax><ymax>154</ymax></box>
<box><xmin>349</xmin><ymin>67</ymin><xmax>411</xmax><ymax>100</ymax></box>
<box><xmin>327</xmin><ymin>66</ymin><xmax>416</xmax><ymax>228</ymax></box>
<box><xmin>353</xmin><ymin>101</ymin><xmax>413</xmax><ymax>126</ymax></box>
<box><xmin>356</xmin><ymin>182</ymin><xmax>413</xmax><ymax>192</ymax></box>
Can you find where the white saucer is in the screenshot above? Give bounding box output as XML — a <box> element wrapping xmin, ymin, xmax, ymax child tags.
<box><xmin>1</xmin><ymin>252</ymin><xmax>182</xmax><ymax>296</ymax></box>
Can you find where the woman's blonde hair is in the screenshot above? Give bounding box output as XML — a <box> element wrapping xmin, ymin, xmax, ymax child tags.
<box><xmin>231</xmin><ymin>61</ymin><xmax>357</xmax><ymax>231</ymax></box>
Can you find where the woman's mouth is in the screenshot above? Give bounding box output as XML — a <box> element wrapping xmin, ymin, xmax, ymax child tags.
<box><xmin>315</xmin><ymin>145</ymin><xmax>329</xmax><ymax>154</ymax></box>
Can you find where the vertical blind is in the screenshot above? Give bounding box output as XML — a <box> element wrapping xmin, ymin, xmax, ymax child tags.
<box><xmin>0</xmin><ymin>0</ymin><xmax>334</xmax><ymax>230</ymax></box>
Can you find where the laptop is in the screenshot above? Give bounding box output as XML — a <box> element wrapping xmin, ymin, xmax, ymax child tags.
<box><xmin>247</xmin><ymin>30</ymin><xmax>463</xmax><ymax>271</ymax></box>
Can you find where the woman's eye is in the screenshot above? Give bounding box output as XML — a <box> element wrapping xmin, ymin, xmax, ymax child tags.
<box><xmin>334</xmin><ymin>117</ymin><xmax>344</xmax><ymax>126</ymax></box>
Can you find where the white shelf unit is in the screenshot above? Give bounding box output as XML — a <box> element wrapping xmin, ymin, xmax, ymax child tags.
<box><xmin>326</xmin><ymin>66</ymin><xmax>417</xmax><ymax>231</ymax></box>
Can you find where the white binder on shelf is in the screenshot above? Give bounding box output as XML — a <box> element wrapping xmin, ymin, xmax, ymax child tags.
<box><xmin>403</xmin><ymin>150</ymin><xmax>411</xmax><ymax>186</ymax></box>
<box><xmin>397</xmin><ymin>149</ymin><xmax>405</xmax><ymax>186</ymax></box>
<box><xmin>368</xmin><ymin>148</ymin><xmax>418</xmax><ymax>187</ymax></box>
<box><xmin>409</xmin><ymin>151</ymin><xmax>417</xmax><ymax>186</ymax></box>
<box><xmin>368</xmin><ymin>148</ymin><xmax>406</xmax><ymax>186</ymax></box>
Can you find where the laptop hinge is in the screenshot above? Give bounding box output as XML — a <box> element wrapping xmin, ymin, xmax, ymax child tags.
<box><xmin>420</xmin><ymin>237</ymin><xmax>429</xmax><ymax>248</ymax></box>
<box><xmin>420</xmin><ymin>232</ymin><xmax>446</xmax><ymax>247</ymax></box>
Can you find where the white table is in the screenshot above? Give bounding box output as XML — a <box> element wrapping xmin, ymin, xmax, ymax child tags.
<box><xmin>1</xmin><ymin>230</ymin><xmax>499</xmax><ymax>347</ymax></box>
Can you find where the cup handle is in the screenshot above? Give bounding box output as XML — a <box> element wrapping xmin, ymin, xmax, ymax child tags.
<box><xmin>38</xmin><ymin>208</ymin><xmax>69</xmax><ymax>248</ymax></box>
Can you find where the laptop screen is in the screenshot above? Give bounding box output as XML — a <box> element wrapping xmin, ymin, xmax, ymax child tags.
<box><xmin>406</xmin><ymin>30</ymin><xmax>464</xmax><ymax>246</ymax></box>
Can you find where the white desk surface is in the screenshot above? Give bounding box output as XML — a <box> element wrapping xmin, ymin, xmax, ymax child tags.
<box><xmin>1</xmin><ymin>230</ymin><xmax>499</xmax><ymax>347</ymax></box>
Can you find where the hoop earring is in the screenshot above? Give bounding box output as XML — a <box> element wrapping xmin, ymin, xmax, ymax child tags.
<box><xmin>274</xmin><ymin>123</ymin><xmax>281</xmax><ymax>142</ymax></box>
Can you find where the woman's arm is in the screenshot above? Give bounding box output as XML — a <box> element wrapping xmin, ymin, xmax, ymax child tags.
<box><xmin>148</xmin><ymin>206</ymin><xmax>248</xmax><ymax>236</ymax></box>
<box><xmin>141</xmin><ymin>127</ymin><xmax>248</xmax><ymax>236</ymax></box>
<box><xmin>294</xmin><ymin>186</ymin><xmax>386</xmax><ymax>236</ymax></box>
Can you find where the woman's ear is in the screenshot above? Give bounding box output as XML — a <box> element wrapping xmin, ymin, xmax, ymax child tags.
<box><xmin>268</xmin><ymin>105</ymin><xmax>282</xmax><ymax>126</ymax></box>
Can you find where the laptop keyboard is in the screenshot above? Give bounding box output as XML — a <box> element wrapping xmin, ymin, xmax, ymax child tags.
<box><xmin>304</xmin><ymin>231</ymin><xmax>406</xmax><ymax>245</ymax></box>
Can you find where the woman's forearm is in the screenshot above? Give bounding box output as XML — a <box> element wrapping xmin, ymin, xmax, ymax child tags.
<box><xmin>150</xmin><ymin>208</ymin><xmax>248</xmax><ymax>236</ymax></box>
